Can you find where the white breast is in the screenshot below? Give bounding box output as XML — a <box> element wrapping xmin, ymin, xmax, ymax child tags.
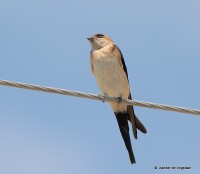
<box><xmin>92</xmin><ymin>55</ymin><xmax>130</xmax><ymax>112</ymax></box>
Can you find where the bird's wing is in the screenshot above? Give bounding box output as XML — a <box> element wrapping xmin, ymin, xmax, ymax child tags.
<box><xmin>115</xmin><ymin>45</ymin><xmax>138</xmax><ymax>139</ymax></box>
<box><xmin>115</xmin><ymin>46</ymin><xmax>147</xmax><ymax>137</ymax></box>
<box><xmin>115</xmin><ymin>46</ymin><xmax>129</xmax><ymax>80</ymax></box>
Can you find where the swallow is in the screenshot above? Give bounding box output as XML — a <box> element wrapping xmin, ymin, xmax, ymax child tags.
<box><xmin>87</xmin><ymin>33</ymin><xmax>147</xmax><ymax>164</ymax></box>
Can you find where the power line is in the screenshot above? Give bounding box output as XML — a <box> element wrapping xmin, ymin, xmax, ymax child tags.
<box><xmin>0</xmin><ymin>79</ymin><xmax>200</xmax><ymax>116</ymax></box>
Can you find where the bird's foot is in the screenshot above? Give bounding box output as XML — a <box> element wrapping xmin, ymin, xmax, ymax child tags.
<box><xmin>116</xmin><ymin>96</ymin><xmax>122</xmax><ymax>104</ymax></box>
<box><xmin>98</xmin><ymin>94</ymin><xmax>106</xmax><ymax>103</ymax></box>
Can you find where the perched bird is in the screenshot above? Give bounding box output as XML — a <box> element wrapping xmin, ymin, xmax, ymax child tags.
<box><xmin>87</xmin><ymin>33</ymin><xmax>147</xmax><ymax>164</ymax></box>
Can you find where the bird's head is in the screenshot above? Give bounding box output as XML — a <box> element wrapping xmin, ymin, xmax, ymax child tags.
<box><xmin>87</xmin><ymin>33</ymin><xmax>113</xmax><ymax>50</ymax></box>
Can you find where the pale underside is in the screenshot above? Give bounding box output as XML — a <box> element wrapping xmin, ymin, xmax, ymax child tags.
<box><xmin>91</xmin><ymin>46</ymin><xmax>130</xmax><ymax>113</ymax></box>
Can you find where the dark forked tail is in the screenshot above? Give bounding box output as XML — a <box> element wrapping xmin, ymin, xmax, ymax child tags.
<box><xmin>127</xmin><ymin>105</ymin><xmax>147</xmax><ymax>139</ymax></box>
<box><xmin>115</xmin><ymin>112</ymin><xmax>136</xmax><ymax>164</ymax></box>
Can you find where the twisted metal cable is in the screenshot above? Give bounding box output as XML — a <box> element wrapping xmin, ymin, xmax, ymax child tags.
<box><xmin>0</xmin><ymin>79</ymin><xmax>200</xmax><ymax>116</ymax></box>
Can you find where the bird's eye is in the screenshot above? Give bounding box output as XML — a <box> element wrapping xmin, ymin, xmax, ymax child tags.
<box><xmin>96</xmin><ymin>34</ymin><xmax>105</xmax><ymax>37</ymax></box>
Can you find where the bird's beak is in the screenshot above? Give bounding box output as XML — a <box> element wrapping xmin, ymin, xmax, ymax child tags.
<box><xmin>87</xmin><ymin>37</ymin><xmax>93</xmax><ymax>41</ymax></box>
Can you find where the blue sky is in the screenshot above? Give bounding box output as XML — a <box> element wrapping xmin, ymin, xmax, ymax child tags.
<box><xmin>0</xmin><ymin>0</ymin><xmax>200</xmax><ymax>173</ymax></box>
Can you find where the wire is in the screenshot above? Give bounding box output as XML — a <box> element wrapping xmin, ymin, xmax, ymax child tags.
<box><xmin>0</xmin><ymin>79</ymin><xmax>200</xmax><ymax>116</ymax></box>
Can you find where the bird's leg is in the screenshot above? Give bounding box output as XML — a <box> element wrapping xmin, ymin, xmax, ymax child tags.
<box><xmin>98</xmin><ymin>93</ymin><xmax>107</xmax><ymax>103</ymax></box>
<box><xmin>116</xmin><ymin>96</ymin><xmax>122</xmax><ymax>104</ymax></box>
